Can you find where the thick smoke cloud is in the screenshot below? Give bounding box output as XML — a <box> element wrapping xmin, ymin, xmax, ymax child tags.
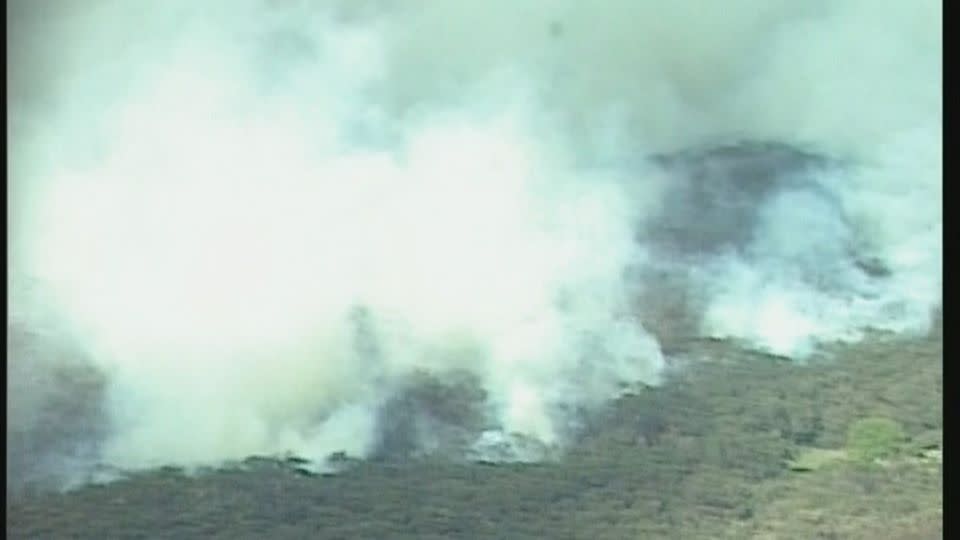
<box><xmin>8</xmin><ymin>0</ymin><xmax>940</xmax><ymax>491</ymax></box>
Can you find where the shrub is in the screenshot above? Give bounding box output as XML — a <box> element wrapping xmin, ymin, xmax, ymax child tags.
<box><xmin>845</xmin><ymin>417</ymin><xmax>906</xmax><ymax>463</ymax></box>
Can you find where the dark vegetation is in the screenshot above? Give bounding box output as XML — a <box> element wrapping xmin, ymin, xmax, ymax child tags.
<box><xmin>7</xmin><ymin>324</ymin><xmax>941</xmax><ymax>539</ymax></box>
<box><xmin>645</xmin><ymin>141</ymin><xmax>840</xmax><ymax>256</ymax></box>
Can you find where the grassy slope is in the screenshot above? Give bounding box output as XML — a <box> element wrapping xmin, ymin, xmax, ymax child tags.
<box><xmin>7</xmin><ymin>326</ymin><xmax>941</xmax><ymax>539</ymax></box>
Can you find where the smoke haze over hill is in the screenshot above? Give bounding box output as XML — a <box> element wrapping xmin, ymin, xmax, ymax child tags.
<box><xmin>8</xmin><ymin>0</ymin><xmax>940</xmax><ymax>491</ymax></box>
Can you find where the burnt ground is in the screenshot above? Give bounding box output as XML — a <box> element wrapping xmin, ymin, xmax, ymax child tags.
<box><xmin>7</xmin><ymin>320</ymin><xmax>941</xmax><ymax>539</ymax></box>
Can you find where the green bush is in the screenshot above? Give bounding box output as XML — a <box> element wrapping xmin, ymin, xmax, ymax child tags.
<box><xmin>845</xmin><ymin>417</ymin><xmax>906</xmax><ymax>463</ymax></box>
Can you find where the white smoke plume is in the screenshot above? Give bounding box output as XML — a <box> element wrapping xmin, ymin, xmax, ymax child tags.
<box><xmin>8</xmin><ymin>0</ymin><xmax>940</xmax><ymax>489</ymax></box>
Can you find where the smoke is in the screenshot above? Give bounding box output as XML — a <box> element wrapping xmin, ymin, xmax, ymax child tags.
<box><xmin>8</xmin><ymin>0</ymin><xmax>940</xmax><ymax>489</ymax></box>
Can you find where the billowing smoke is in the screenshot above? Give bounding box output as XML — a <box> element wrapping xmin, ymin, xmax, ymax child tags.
<box><xmin>8</xmin><ymin>0</ymin><xmax>940</xmax><ymax>491</ymax></box>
